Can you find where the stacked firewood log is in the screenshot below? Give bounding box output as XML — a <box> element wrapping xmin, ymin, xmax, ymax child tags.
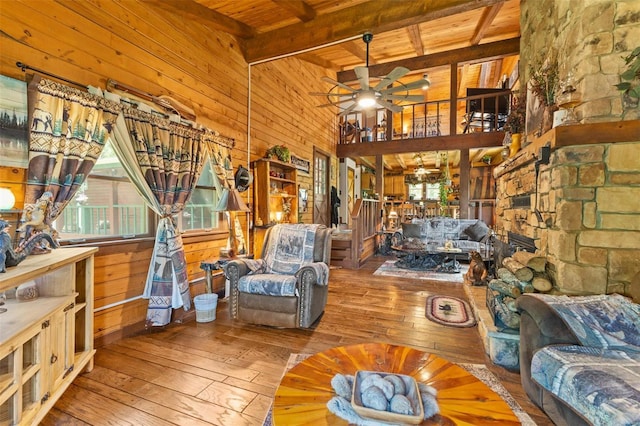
<box><xmin>487</xmin><ymin>251</ymin><xmax>553</xmax><ymax>331</ymax></box>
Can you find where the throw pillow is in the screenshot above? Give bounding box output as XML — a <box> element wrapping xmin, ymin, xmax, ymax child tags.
<box><xmin>402</xmin><ymin>223</ymin><xmax>422</xmax><ymax>238</ymax></box>
<box><xmin>463</xmin><ymin>220</ymin><xmax>490</xmax><ymax>242</ymax></box>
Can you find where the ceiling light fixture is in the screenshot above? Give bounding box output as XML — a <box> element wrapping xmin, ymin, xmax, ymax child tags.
<box><xmin>357</xmin><ymin>90</ymin><xmax>377</xmax><ymax>108</ymax></box>
<box><xmin>414</xmin><ymin>166</ymin><xmax>430</xmax><ymax>176</ymax></box>
<box><xmin>422</xmin><ymin>73</ymin><xmax>431</xmax><ymax>90</ymax></box>
<box><xmin>312</xmin><ymin>33</ymin><xmax>426</xmax><ymax>116</ymax></box>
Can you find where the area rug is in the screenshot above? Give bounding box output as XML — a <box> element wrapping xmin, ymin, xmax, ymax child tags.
<box><xmin>373</xmin><ymin>260</ymin><xmax>468</xmax><ymax>283</ymax></box>
<box><xmin>426</xmin><ymin>294</ymin><xmax>477</xmax><ymax>327</ymax></box>
<box><xmin>263</xmin><ymin>354</ymin><xmax>535</xmax><ymax>426</ymax></box>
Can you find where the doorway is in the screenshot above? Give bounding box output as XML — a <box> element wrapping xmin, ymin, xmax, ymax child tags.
<box><xmin>313</xmin><ymin>149</ymin><xmax>331</xmax><ymax>226</ymax></box>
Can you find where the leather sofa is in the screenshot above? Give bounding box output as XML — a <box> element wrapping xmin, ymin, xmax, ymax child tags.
<box><xmin>517</xmin><ymin>293</ymin><xmax>640</xmax><ymax>426</ymax></box>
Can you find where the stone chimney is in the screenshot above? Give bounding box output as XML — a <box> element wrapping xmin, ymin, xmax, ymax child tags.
<box><xmin>494</xmin><ymin>0</ymin><xmax>640</xmax><ymax>301</ymax></box>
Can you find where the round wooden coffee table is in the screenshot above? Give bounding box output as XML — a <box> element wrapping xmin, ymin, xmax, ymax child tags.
<box><xmin>273</xmin><ymin>342</ymin><xmax>520</xmax><ymax>425</ymax></box>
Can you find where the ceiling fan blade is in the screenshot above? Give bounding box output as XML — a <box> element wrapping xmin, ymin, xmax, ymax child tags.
<box><xmin>377</xmin><ymin>101</ymin><xmax>403</xmax><ymax>113</ymax></box>
<box><xmin>321</xmin><ymin>76</ymin><xmax>357</xmax><ymax>92</ymax></box>
<box><xmin>309</xmin><ymin>92</ymin><xmax>354</xmax><ymax>97</ymax></box>
<box><xmin>338</xmin><ymin>103</ymin><xmax>358</xmax><ymax>117</ymax></box>
<box><xmin>382</xmin><ymin>94</ymin><xmax>425</xmax><ymax>102</ymax></box>
<box><xmin>373</xmin><ymin>67</ymin><xmax>410</xmax><ymax>91</ymax></box>
<box><xmin>382</xmin><ymin>79</ymin><xmax>429</xmax><ymax>94</ymax></box>
<box><xmin>354</xmin><ymin>66</ymin><xmax>369</xmax><ymax>90</ymax></box>
<box><xmin>316</xmin><ymin>101</ymin><xmax>345</xmax><ymax>108</ymax></box>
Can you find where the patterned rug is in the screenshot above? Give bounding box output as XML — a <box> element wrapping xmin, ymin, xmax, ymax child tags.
<box><xmin>426</xmin><ymin>295</ymin><xmax>477</xmax><ymax>327</ymax></box>
<box><xmin>263</xmin><ymin>354</ymin><xmax>535</xmax><ymax>426</ymax></box>
<box><xmin>373</xmin><ymin>260</ymin><xmax>468</xmax><ymax>283</ymax></box>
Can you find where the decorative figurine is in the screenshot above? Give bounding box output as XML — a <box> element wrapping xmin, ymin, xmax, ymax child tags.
<box><xmin>466</xmin><ymin>251</ymin><xmax>488</xmax><ymax>286</ymax></box>
<box><xmin>0</xmin><ymin>219</ymin><xmax>58</xmax><ymax>272</ymax></box>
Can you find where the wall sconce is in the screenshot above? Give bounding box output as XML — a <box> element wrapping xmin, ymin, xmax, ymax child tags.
<box><xmin>0</xmin><ymin>188</ymin><xmax>16</xmax><ymax>210</ymax></box>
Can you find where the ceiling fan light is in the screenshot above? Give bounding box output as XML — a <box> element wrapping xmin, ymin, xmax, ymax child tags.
<box><xmin>357</xmin><ymin>91</ymin><xmax>377</xmax><ymax>108</ymax></box>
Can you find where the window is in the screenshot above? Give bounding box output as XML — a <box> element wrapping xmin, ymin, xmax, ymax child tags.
<box><xmin>174</xmin><ymin>161</ymin><xmax>220</xmax><ymax>233</ymax></box>
<box><xmin>53</xmin><ymin>141</ymin><xmax>153</xmax><ymax>242</ymax></box>
<box><xmin>408</xmin><ymin>183</ymin><xmax>440</xmax><ymax>200</ymax></box>
<box><xmin>53</xmin><ymin>141</ymin><xmax>221</xmax><ymax>242</ymax></box>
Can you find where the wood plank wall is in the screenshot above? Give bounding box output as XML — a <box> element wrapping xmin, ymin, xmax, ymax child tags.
<box><xmin>0</xmin><ymin>0</ymin><xmax>338</xmax><ymax>342</ymax></box>
<box><xmin>250</xmin><ymin>59</ymin><xmax>338</xmax><ymax>225</ymax></box>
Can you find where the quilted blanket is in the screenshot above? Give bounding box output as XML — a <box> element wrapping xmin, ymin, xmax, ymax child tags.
<box><xmin>529</xmin><ymin>293</ymin><xmax>640</xmax><ymax>425</ymax></box>
<box><xmin>528</xmin><ymin>293</ymin><xmax>640</xmax><ymax>351</ymax></box>
<box><xmin>532</xmin><ymin>345</ymin><xmax>640</xmax><ymax>425</ymax></box>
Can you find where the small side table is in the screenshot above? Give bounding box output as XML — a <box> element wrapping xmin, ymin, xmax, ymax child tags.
<box><xmin>200</xmin><ymin>259</ymin><xmax>230</xmax><ymax>295</ymax></box>
<box><xmin>201</xmin><ymin>255</ymin><xmax>253</xmax><ymax>297</ymax></box>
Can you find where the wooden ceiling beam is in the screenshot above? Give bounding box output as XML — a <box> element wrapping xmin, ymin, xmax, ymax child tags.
<box><xmin>470</xmin><ymin>3</ymin><xmax>504</xmax><ymax>45</ymax></box>
<box><xmin>395</xmin><ymin>154</ymin><xmax>407</xmax><ymax>169</ymax></box>
<box><xmin>243</xmin><ymin>0</ymin><xmax>503</xmax><ymax>63</ymax></box>
<box><xmin>341</xmin><ymin>41</ymin><xmax>375</xmax><ymax>65</ymax></box>
<box><xmin>336</xmin><ymin>133</ymin><xmax>505</xmax><ymax>158</ymax></box>
<box><xmin>407</xmin><ymin>25</ymin><xmax>425</xmax><ymax>56</ymax></box>
<box><xmin>359</xmin><ymin>157</ymin><xmax>376</xmax><ymax>170</ymax></box>
<box><xmin>142</xmin><ymin>0</ymin><xmax>256</xmax><ymax>38</ymax></box>
<box><xmin>491</xmin><ymin>58</ymin><xmax>504</xmax><ymax>87</ymax></box>
<box><xmin>297</xmin><ymin>52</ymin><xmax>339</xmax><ymax>69</ymax></box>
<box><xmin>337</xmin><ymin>37</ymin><xmax>519</xmax><ymax>82</ymax></box>
<box><xmin>272</xmin><ymin>0</ymin><xmax>316</xmax><ymax>22</ymax></box>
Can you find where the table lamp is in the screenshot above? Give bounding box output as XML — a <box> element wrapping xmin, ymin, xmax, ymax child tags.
<box><xmin>0</xmin><ymin>188</ymin><xmax>16</xmax><ymax>210</ymax></box>
<box><xmin>388</xmin><ymin>210</ymin><xmax>398</xmax><ymax>230</ymax></box>
<box><xmin>214</xmin><ymin>188</ymin><xmax>250</xmax><ymax>258</ymax></box>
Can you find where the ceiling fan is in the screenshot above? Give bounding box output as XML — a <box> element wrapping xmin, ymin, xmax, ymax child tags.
<box><xmin>311</xmin><ymin>32</ymin><xmax>430</xmax><ymax>117</ymax></box>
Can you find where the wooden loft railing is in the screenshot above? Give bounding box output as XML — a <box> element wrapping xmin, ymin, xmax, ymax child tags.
<box><xmin>338</xmin><ymin>90</ymin><xmax>512</xmax><ymax>145</ymax></box>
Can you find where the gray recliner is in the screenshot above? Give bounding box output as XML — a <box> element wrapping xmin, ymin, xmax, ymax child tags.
<box><xmin>225</xmin><ymin>224</ymin><xmax>331</xmax><ymax>328</ymax></box>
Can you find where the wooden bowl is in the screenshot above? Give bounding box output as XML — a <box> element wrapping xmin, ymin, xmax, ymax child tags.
<box><xmin>351</xmin><ymin>370</ymin><xmax>424</xmax><ymax>424</ymax></box>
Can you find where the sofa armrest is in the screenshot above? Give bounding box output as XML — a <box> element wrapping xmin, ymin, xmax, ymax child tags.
<box><xmin>224</xmin><ymin>259</ymin><xmax>251</xmax><ymax>281</ymax></box>
<box><xmin>225</xmin><ymin>259</ymin><xmax>252</xmax><ymax>320</ymax></box>
<box><xmin>516</xmin><ymin>294</ymin><xmax>581</xmax><ymax>406</ymax></box>
<box><xmin>295</xmin><ymin>262</ymin><xmax>330</xmax><ymax>286</ymax></box>
<box><xmin>296</xmin><ymin>263</ymin><xmax>330</xmax><ymax>327</ymax></box>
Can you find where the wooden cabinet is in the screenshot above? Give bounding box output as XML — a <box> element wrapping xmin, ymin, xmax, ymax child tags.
<box><xmin>0</xmin><ymin>247</ymin><xmax>96</xmax><ymax>425</ymax></box>
<box><xmin>252</xmin><ymin>159</ymin><xmax>298</xmax><ymax>257</ymax></box>
<box><xmin>384</xmin><ymin>174</ymin><xmax>406</xmax><ymax>198</ymax></box>
<box><xmin>252</xmin><ymin>158</ymin><xmax>298</xmax><ymax>226</ymax></box>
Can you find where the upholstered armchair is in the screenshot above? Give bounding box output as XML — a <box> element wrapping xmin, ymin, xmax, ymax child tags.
<box><xmin>225</xmin><ymin>224</ymin><xmax>332</xmax><ymax>328</ymax></box>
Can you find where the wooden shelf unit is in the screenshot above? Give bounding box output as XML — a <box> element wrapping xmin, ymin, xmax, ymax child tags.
<box><xmin>252</xmin><ymin>159</ymin><xmax>298</xmax><ymax>257</ymax></box>
<box><xmin>0</xmin><ymin>247</ymin><xmax>97</xmax><ymax>425</ymax></box>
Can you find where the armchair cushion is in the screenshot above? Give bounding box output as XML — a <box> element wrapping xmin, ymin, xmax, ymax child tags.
<box><xmin>238</xmin><ymin>274</ymin><xmax>298</xmax><ymax>296</ymax></box>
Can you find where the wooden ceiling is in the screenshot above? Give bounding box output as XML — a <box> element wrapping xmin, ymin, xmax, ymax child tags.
<box><xmin>145</xmin><ymin>0</ymin><xmax>521</xmax><ymax>171</ymax></box>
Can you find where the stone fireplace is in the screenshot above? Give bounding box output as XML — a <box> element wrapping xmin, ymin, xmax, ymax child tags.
<box><xmin>465</xmin><ymin>0</ymin><xmax>640</xmax><ymax>373</ymax></box>
<box><xmin>493</xmin><ymin>123</ymin><xmax>640</xmax><ymax>300</ymax></box>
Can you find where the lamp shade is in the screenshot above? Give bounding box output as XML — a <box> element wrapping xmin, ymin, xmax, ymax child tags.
<box><xmin>214</xmin><ymin>188</ymin><xmax>250</xmax><ymax>212</ymax></box>
<box><xmin>0</xmin><ymin>188</ymin><xmax>16</xmax><ymax>210</ymax></box>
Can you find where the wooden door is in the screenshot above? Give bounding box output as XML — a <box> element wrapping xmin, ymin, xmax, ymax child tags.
<box><xmin>313</xmin><ymin>150</ymin><xmax>330</xmax><ymax>226</ymax></box>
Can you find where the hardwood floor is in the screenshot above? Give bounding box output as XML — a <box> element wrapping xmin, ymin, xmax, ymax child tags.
<box><xmin>44</xmin><ymin>256</ymin><xmax>552</xmax><ymax>425</ymax></box>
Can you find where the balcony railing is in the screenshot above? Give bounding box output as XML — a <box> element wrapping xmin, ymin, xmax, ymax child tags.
<box><xmin>338</xmin><ymin>89</ymin><xmax>512</xmax><ymax>145</ymax></box>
